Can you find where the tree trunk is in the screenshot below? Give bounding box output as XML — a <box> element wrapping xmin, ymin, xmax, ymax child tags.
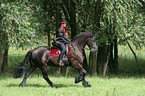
<box><xmin>97</xmin><ymin>44</ymin><xmax>108</xmax><ymax>74</ymax></box>
<box><xmin>0</xmin><ymin>50</ymin><xmax>4</xmax><ymax>74</ymax></box>
<box><xmin>0</xmin><ymin>37</ymin><xmax>7</xmax><ymax>74</ymax></box>
<box><xmin>113</xmin><ymin>37</ymin><xmax>118</xmax><ymax>72</ymax></box>
<box><xmin>108</xmin><ymin>37</ymin><xmax>118</xmax><ymax>73</ymax></box>
<box><xmin>83</xmin><ymin>49</ymin><xmax>88</xmax><ymax>71</ymax></box>
<box><xmin>103</xmin><ymin>46</ymin><xmax>110</xmax><ymax>76</ymax></box>
<box><xmin>69</xmin><ymin>0</ymin><xmax>77</xmax><ymax>38</ymax></box>
<box><xmin>89</xmin><ymin>51</ymin><xmax>97</xmax><ymax>75</ymax></box>
<box><xmin>93</xmin><ymin>0</ymin><xmax>101</xmax><ymax>31</ymax></box>
<box><xmin>112</xmin><ymin>3</ymin><xmax>118</xmax><ymax>72</ymax></box>
<box><xmin>108</xmin><ymin>42</ymin><xmax>113</xmax><ymax>72</ymax></box>
<box><xmin>1</xmin><ymin>47</ymin><xmax>8</xmax><ymax>73</ymax></box>
<box><xmin>0</xmin><ymin>28</ymin><xmax>8</xmax><ymax>74</ymax></box>
<box><xmin>62</xmin><ymin>0</ymin><xmax>77</xmax><ymax>38</ymax></box>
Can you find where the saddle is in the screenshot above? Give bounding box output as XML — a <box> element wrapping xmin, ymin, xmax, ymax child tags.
<box><xmin>49</xmin><ymin>44</ymin><xmax>71</xmax><ymax>56</ymax></box>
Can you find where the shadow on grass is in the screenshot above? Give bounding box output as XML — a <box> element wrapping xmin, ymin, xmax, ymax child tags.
<box><xmin>0</xmin><ymin>73</ymin><xmax>13</xmax><ymax>80</ymax></box>
<box><xmin>7</xmin><ymin>83</ymin><xmax>48</xmax><ymax>88</ymax></box>
<box><xmin>56</xmin><ymin>83</ymin><xmax>81</xmax><ymax>88</ymax></box>
<box><xmin>7</xmin><ymin>83</ymin><xmax>81</xmax><ymax>88</ymax></box>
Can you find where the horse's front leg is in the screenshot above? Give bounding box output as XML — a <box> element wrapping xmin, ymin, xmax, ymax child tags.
<box><xmin>82</xmin><ymin>76</ymin><xmax>91</xmax><ymax>87</ymax></box>
<box><xmin>73</xmin><ymin>64</ymin><xmax>91</xmax><ymax>87</ymax></box>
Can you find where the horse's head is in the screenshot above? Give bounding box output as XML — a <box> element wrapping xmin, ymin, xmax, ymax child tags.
<box><xmin>86</xmin><ymin>33</ymin><xmax>98</xmax><ymax>52</ymax></box>
<box><xmin>72</xmin><ymin>32</ymin><xmax>98</xmax><ymax>52</ymax></box>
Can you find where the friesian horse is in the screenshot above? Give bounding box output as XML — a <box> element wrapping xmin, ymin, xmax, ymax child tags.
<box><xmin>12</xmin><ymin>32</ymin><xmax>97</xmax><ymax>88</ymax></box>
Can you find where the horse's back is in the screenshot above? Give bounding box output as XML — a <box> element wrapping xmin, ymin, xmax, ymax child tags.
<box><xmin>33</xmin><ymin>46</ymin><xmax>49</xmax><ymax>53</ymax></box>
<box><xmin>31</xmin><ymin>46</ymin><xmax>50</xmax><ymax>62</ymax></box>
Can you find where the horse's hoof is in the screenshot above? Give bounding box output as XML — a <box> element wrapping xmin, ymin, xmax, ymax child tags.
<box><xmin>19</xmin><ymin>83</ymin><xmax>25</xmax><ymax>87</ymax></box>
<box><xmin>82</xmin><ymin>81</ymin><xmax>91</xmax><ymax>87</ymax></box>
<box><xmin>53</xmin><ymin>85</ymin><xmax>58</xmax><ymax>88</ymax></box>
<box><xmin>51</xmin><ymin>84</ymin><xmax>58</xmax><ymax>88</ymax></box>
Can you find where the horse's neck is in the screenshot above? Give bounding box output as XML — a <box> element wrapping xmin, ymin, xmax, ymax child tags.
<box><xmin>71</xmin><ymin>41</ymin><xmax>86</xmax><ymax>55</ymax></box>
<box><xmin>71</xmin><ymin>34</ymin><xmax>90</xmax><ymax>55</ymax></box>
<box><xmin>72</xmin><ymin>40</ymin><xmax>86</xmax><ymax>48</ymax></box>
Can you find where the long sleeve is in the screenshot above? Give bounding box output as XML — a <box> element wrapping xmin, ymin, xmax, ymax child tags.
<box><xmin>55</xmin><ymin>27</ymin><xmax>70</xmax><ymax>44</ymax></box>
<box><xmin>56</xmin><ymin>28</ymin><xmax>63</xmax><ymax>38</ymax></box>
<box><xmin>64</xmin><ymin>34</ymin><xmax>70</xmax><ymax>42</ymax></box>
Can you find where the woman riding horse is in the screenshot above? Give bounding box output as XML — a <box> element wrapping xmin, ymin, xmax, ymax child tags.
<box><xmin>12</xmin><ymin>32</ymin><xmax>97</xmax><ymax>88</ymax></box>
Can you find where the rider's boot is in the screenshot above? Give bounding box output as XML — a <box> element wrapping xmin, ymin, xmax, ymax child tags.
<box><xmin>57</xmin><ymin>44</ymin><xmax>66</xmax><ymax>66</ymax></box>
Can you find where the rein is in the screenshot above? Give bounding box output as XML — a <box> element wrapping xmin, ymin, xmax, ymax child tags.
<box><xmin>70</xmin><ymin>38</ymin><xmax>94</xmax><ymax>51</ymax></box>
<box><xmin>71</xmin><ymin>43</ymin><xmax>93</xmax><ymax>51</ymax></box>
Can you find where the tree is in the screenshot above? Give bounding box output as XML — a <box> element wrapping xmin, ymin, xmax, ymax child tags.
<box><xmin>62</xmin><ymin>0</ymin><xmax>77</xmax><ymax>38</ymax></box>
<box><xmin>97</xmin><ymin>0</ymin><xmax>145</xmax><ymax>74</ymax></box>
<box><xmin>0</xmin><ymin>0</ymin><xmax>46</xmax><ymax>73</ymax></box>
<box><xmin>0</xmin><ymin>32</ymin><xmax>6</xmax><ymax>73</ymax></box>
<box><xmin>1</xmin><ymin>0</ymin><xmax>144</xmax><ymax>75</ymax></box>
<box><xmin>89</xmin><ymin>0</ymin><xmax>102</xmax><ymax>75</ymax></box>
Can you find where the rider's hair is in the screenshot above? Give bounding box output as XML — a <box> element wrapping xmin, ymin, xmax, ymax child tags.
<box><xmin>58</xmin><ymin>23</ymin><xmax>61</xmax><ymax>28</ymax></box>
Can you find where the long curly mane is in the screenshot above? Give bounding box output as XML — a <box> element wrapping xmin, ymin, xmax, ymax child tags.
<box><xmin>71</xmin><ymin>32</ymin><xmax>93</xmax><ymax>41</ymax></box>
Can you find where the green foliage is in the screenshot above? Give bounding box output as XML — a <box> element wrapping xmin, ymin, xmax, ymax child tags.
<box><xmin>100</xmin><ymin>0</ymin><xmax>145</xmax><ymax>48</ymax></box>
<box><xmin>73</xmin><ymin>0</ymin><xmax>145</xmax><ymax>48</ymax></box>
<box><xmin>1</xmin><ymin>0</ymin><xmax>144</xmax><ymax>49</ymax></box>
<box><xmin>76</xmin><ymin>0</ymin><xmax>96</xmax><ymax>32</ymax></box>
<box><xmin>1</xmin><ymin>0</ymin><xmax>46</xmax><ymax>49</ymax></box>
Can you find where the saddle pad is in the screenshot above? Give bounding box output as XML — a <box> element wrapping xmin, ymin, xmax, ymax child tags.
<box><xmin>49</xmin><ymin>45</ymin><xmax>70</xmax><ymax>56</ymax></box>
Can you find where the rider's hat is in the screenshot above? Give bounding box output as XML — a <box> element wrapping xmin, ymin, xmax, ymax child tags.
<box><xmin>60</xmin><ymin>19</ymin><xmax>68</xmax><ymax>24</ymax></box>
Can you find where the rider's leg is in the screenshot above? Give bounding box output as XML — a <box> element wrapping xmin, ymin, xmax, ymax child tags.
<box><xmin>57</xmin><ymin>43</ymin><xmax>66</xmax><ymax>65</ymax></box>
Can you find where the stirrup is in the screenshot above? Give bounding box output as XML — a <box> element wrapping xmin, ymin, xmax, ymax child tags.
<box><xmin>64</xmin><ymin>57</ymin><xmax>69</xmax><ymax>66</ymax></box>
<box><xmin>57</xmin><ymin>60</ymin><xmax>64</xmax><ymax>66</ymax></box>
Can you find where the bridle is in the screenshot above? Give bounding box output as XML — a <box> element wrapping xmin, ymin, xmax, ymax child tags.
<box><xmin>72</xmin><ymin>44</ymin><xmax>93</xmax><ymax>51</ymax></box>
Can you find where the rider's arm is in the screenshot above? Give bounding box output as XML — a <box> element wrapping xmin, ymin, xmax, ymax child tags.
<box><xmin>64</xmin><ymin>34</ymin><xmax>70</xmax><ymax>43</ymax></box>
<box><xmin>56</xmin><ymin>28</ymin><xmax>70</xmax><ymax>43</ymax></box>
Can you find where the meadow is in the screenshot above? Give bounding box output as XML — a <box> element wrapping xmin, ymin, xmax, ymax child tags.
<box><xmin>0</xmin><ymin>45</ymin><xmax>145</xmax><ymax>96</ymax></box>
<box><xmin>0</xmin><ymin>74</ymin><xmax>145</xmax><ymax>96</ymax></box>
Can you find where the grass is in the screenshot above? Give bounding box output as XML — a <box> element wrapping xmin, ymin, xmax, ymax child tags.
<box><xmin>118</xmin><ymin>45</ymin><xmax>145</xmax><ymax>73</ymax></box>
<box><xmin>0</xmin><ymin>73</ymin><xmax>145</xmax><ymax>96</ymax></box>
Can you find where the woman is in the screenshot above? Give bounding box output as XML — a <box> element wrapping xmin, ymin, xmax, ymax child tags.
<box><xmin>53</xmin><ymin>19</ymin><xmax>70</xmax><ymax>66</ymax></box>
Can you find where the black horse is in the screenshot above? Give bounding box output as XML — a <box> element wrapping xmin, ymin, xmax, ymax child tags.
<box><xmin>12</xmin><ymin>32</ymin><xmax>97</xmax><ymax>88</ymax></box>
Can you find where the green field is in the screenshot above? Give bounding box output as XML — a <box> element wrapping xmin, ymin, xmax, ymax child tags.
<box><xmin>0</xmin><ymin>74</ymin><xmax>145</xmax><ymax>96</ymax></box>
<box><xmin>0</xmin><ymin>46</ymin><xmax>145</xmax><ymax>96</ymax></box>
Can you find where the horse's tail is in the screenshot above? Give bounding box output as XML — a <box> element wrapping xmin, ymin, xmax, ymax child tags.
<box><xmin>12</xmin><ymin>50</ymin><xmax>32</xmax><ymax>78</ymax></box>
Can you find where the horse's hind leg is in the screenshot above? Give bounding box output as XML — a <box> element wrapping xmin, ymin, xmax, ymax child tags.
<box><xmin>19</xmin><ymin>65</ymin><xmax>37</xmax><ymax>86</ymax></box>
<box><xmin>39</xmin><ymin>65</ymin><xmax>58</xmax><ymax>88</ymax></box>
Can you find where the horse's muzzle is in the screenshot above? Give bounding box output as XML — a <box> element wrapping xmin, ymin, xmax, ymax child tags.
<box><xmin>90</xmin><ymin>48</ymin><xmax>98</xmax><ymax>52</ymax></box>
